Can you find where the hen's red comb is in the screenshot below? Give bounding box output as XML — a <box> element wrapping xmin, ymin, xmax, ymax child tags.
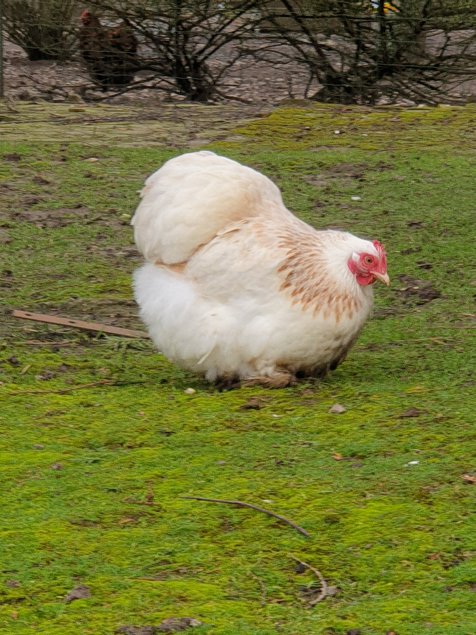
<box><xmin>373</xmin><ymin>240</ymin><xmax>387</xmax><ymax>267</ymax></box>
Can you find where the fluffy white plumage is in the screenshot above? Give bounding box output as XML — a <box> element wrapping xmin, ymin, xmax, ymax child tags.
<box><xmin>132</xmin><ymin>151</ymin><xmax>388</xmax><ymax>387</ymax></box>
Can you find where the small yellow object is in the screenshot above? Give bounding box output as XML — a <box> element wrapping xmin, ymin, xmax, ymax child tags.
<box><xmin>405</xmin><ymin>385</ymin><xmax>427</xmax><ymax>394</ymax></box>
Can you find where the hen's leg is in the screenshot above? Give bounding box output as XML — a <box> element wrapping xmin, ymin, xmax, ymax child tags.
<box><xmin>215</xmin><ymin>374</ymin><xmax>242</xmax><ymax>392</ymax></box>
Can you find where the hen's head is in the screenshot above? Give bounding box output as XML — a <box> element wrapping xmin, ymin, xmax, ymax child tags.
<box><xmin>348</xmin><ymin>240</ymin><xmax>389</xmax><ymax>286</ymax></box>
<box><xmin>80</xmin><ymin>9</ymin><xmax>92</xmax><ymax>25</ymax></box>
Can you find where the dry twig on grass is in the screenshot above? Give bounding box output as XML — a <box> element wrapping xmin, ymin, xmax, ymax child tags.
<box><xmin>290</xmin><ymin>555</ymin><xmax>329</xmax><ymax>606</ymax></box>
<box><xmin>13</xmin><ymin>309</ymin><xmax>148</xmax><ymax>339</ymax></box>
<box><xmin>181</xmin><ymin>495</ymin><xmax>310</xmax><ymax>538</ymax></box>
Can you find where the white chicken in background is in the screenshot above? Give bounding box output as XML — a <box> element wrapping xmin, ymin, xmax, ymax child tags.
<box><xmin>132</xmin><ymin>151</ymin><xmax>389</xmax><ymax>388</ymax></box>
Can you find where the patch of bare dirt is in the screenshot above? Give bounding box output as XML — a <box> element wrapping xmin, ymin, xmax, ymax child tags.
<box><xmin>13</xmin><ymin>204</ymin><xmax>137</xmax><ymax>231</ymax></box>
<box><xmin>2</xmin><ymin>38</ymin><xmax>312</xmax><ymax>108</ymax></box>
<box><xmin>307</xmin><ymin>161</ymin><xmax>392</xmax><ymax>189</ymax></box>
<box><xmin>396</xmin><ymin>275</ymin><xmax>442</xmax><ymax>305</ymax></box>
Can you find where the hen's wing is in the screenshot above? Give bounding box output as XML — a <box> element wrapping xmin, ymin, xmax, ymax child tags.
<box><xmin>107</xmin><ymin>22</ymin><xmax>138</xmax><ymax>54</ymax></box>
<box><xmin>132</xmin><ymin>151</ymin><xmax>288</xmax><ymax>265</ymax></box>
<box><xmin>186</xmin><ymin>215</ymin><xmax>362</xmax><ymax>324</ymax></box>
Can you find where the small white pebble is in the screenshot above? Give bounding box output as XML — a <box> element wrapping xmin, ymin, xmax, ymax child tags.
<box><xmin>405</xmin><ymin>460</ymin><xmax>420</xmax><ymax>466</ymax></box>
<box><xmin>351</xmin><ymin>196</ymin><xmax>362</xmax><ymax>201</ymax></box>
<box><xmin>184</xmin><ymin>388</ymin><xmax>196</xmax><ymax>395</ymax></box>
<box><xmin>329</xmin><ymin>403</ymin><xmax>346</xmax><ymax>414</ymax></box>
<box><xmin>334</xmin><ymin>129</ymin><xmax>341</xmax><ymax>135</ymax></box>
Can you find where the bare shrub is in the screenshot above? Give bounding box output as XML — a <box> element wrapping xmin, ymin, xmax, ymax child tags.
<box><xmin>82</xmin><ymin>0</ymin><xmax>269</xmax><ymax>102</ymax></box>
<box><xmin>3</xmin><ymin>0</ymin><xmax>77</xmax><ymax>61</ymax></box>
<box><xmin>261</xmin><ymin>0</ymin><xmax>476</xmax><ymax>104</ymax></box>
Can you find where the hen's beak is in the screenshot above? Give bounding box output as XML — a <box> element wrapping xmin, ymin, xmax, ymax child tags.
<box><xmin>374</xmin><ymin>272</ymin><xmax>390</xmax><ymax>286</ymax></box>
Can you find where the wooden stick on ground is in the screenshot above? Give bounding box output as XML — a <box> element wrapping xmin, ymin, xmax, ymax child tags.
<box><xmin>290</xmin><ymin>555</ymin><xmax>329</xmax><ymax>606</ymax></box>
<box><xmin>181</xmin><ymin>496</ymin><xmax>310</xmax><ymax>538</ymax></box>
<box><xmin>12</xmin><ymin>310</ymin><xmax>149</xmax><ymax>339</ymax></box>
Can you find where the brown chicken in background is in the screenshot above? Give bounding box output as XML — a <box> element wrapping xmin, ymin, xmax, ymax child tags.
<box><xmin>78</xmin><ymin>9</ymin><xmax>138</xmax><ymax>91</ymax></box>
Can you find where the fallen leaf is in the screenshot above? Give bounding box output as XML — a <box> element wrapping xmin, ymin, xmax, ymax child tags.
<box><xmin>118</xmin><ymin>517</ymin><xmax>136</xmax><ymax>525</ymax></box>
<box><xmin>462</xmin><ymin>474</ymin><xmax>476</xmax><ymax>484</ymax></box>
<box><xmin>398</xmin><ymin>407</ymin><xmax>424</xmax><ymax>418</ymax></box>
<box><xmin>332</xmin><ymin>452</ymin><xmax>344</xmax><ymax>461</ymax></box>
<box><xmin>64</xmin><ymin>585</ymin><xmax>91</xmax><ymax>603</ymax></box>
<box><xmin>329</xmin><ymin>403</ymin><xmax>346</xmax><ymax>414</ymax></box>
<box><xmin>36</xmin><ymin>370</ymin><xmax>56</xmax><ymax>381</ymax></box>
<box><xmin>240</xmin><ymin>397</ymin><xmax>263</xmax><ymax>410</ymax></box>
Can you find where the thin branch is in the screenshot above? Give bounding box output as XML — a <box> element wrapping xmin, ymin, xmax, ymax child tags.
<box><xmin>290</xmin><ymin>555</ymin><xmax>329</xmax><ymax>606</ymax></box>
<box><xmin>213</xmin><ymin>89</ymin><xmax>253</xmax><ymax>104</ymax></box>
<box><xmin>13</xmin><ymin>309</ymin><xmax>148</xmax><ymax>339</ymax></box>
<box><xmin>181</xmin><ymin>496</ymin><xmax>310</xmax><ymax>538</ymax></box>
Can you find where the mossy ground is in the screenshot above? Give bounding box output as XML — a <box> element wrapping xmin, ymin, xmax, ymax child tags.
<box><xmin>0</xmin><ymin>102</ymin><xmax>475</xmax><ymax>635</ymax></box>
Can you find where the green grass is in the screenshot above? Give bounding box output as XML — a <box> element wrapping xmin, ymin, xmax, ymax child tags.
<box><xmin>0</xmin><ymin>101</ymin><xmax>475</xmax><ymax>635</ymax></box>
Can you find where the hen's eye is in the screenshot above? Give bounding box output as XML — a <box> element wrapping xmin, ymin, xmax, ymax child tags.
<box><xmin>364</xmin><ymin>255</ymin><xmax>374</xmax><ymax>265</ymax></box>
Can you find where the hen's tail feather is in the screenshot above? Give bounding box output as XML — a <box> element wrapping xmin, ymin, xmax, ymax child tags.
<box><xmin>131</xmin><ymin>151</ymin><xmax>286</xmax><ymax>264</ymax></box>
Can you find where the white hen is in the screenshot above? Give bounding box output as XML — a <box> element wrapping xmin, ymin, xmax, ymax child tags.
<box><xmin>132</xmin><ymin>151</ymin><xmax>389</xmax><ymax>387</ymax></box>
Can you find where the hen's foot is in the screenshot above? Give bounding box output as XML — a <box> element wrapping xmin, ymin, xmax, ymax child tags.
<box><xmin>242</xmin><ymin>372</ymin><xmax>297</xmax><ymax>389</ymax></box>
<box><xmin>215</xmin><ymin>376</ymin><xmax>242</xmax><ymax>392</ymax></box>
